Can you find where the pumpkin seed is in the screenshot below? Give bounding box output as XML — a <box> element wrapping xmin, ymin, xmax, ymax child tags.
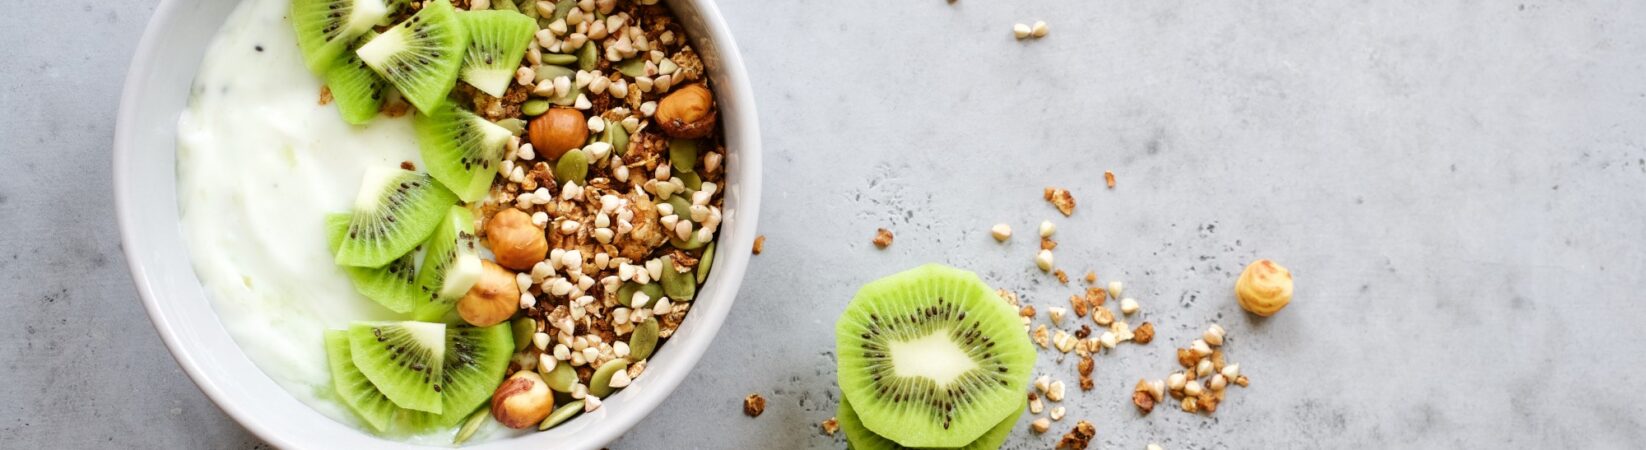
<box><xmin>661</xmin><ymin>255</ymin><xmax>695</xmax><ymax>301</ymax></box>
<box><xmin>577</xmin><ymin>42</ymin><xmax>598</xmax><ymax>72</ymax></box>
<box><xmin>452</xmin><ymin>406</ymin><xmax>491</xmax><ymax>444</ymax></box>
<box><xmin>615</xmin><ymin>58</ymin><xmax>647</xmax><ymax>78</ymax></box>
<box><xmin>589</xmin><ymin>358</ymin><xmax>632</xmax><ymax>398</ymax></box>
<box><xmin>676</xmin><ymin>171</ymin><xmax>702</xmax><ymax>191</ymax></box>
<box><xmin>511</xmin><ymin>317</ymin><xmax>537</xmax><ymax>352</ymax></box>
<box><xmin>522</xmin><ymin>99</ymin><xmax>550</xmax><ymax>117</ymax></box>
<box><xmin>618</xmin><ymin>282</ymin><xmax>664</xmax><ymax>307</ymax></box>
<box><xmin>497</xmin><ymin>118</ymin><xmax>526</xmax><ymax>136</ymax></box>
<box><xmin>535</xmin><ymin>65</ymin><xmax>575</xmax><ymax>84</ymax></box>
<box><xmin>554</xmin><ymin>148</ymin><xmax>590</xmax><ymax>184</ymax></box>
<box><xmin>539</xmin><ymin>53</ymin><xmax>579</xmax><ymax>66</ymax></box>
<box><xmin>629</xmin><ymin>318</ymin><xmax>660</xmax><ymax>360</ymax></box>
<box><xmin>669</xmin><ymin>234</ymin><xmax>708</xmax><ymax>250</ymax></box>
<box><xmin>666</xmin><ymin>196</ymin><xmax>694</xmax><ymax>225</ymax></box>
<box><xmin>697</xmin><ymin>242</ymin><xmax>715</xmax><ymax>284</ymax></box>
<box><xmin>552</xmin><ymin>0</ymin><xmax>575</xmax><ymax>20</ymax></box>
<box><xmin>668</xmin><ymin>139</ymin><xmax>698</xmax><ymax>174</ymax></box>
<box><xmin>541</xmin><ymin>360</ymin><xmax>578</xmax><ymax>393</ymax></box>
<box><xmin>600</xmin><ymin>119</ymin><xmax>629</xmax><ymax>155</ymax></box>
<box><xmin>538</xmin><ymin>401</ymin><xmax>585</xmax><ymax>431</ymax></box>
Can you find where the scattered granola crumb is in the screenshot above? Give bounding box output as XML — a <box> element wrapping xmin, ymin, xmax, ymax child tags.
<box><xmin>400</xmin><ymin>161</ymin><xmax>416</xmax><ymax>171</ymax></box>
<box><xmin>1069</xmin><ymin>295</ymin><xmax>1088</xmax><ymax>318</ymax></box>
<box><xmin>1031</xmin><ymin>417</ymin><xmax>1051</xmax><ymax>433</ymax></box>
<box><xmin>1043</xmin><ymin>187</ymin><xmax>1076</xmax><ymax>216</ymax></box>
<box><xmin>381</xmin><ymin>99</ymin><xmax>409</xmax><ymax>118</ymax></box>
<box><xmin>1134</xmin><ymin>322</ymin><xmax>1155</xmax><ymax>344</ymax></box>
<box><xmin>1105</xmin><ymin>170</ymin><xmax>1116</xmax><ymax>189</ymax></box>
<box><xmin>1132</xmin><ymin>379</ymin><xmax>1156</xmax><ymax>414</ymax></box>
<box><xmin>1056</xmin><ymin>420</ymin><xmax>1096</xmax><ymax>449</ymax></box>
<box><xmin>752</xmin><ymin>235</ymin><xmax>765</xmax><ymax>254</ymax></box>
<box><xmin>872</xmin><ymin>228</ymin><xmax>894</xmax><ymax>249</ymax></box>
<box><xmin>1077</xmin><ymin>356</ymin><xmax>1095</xmax><ymax>391</ymax></box>
<box><xmin>742</xmin><ymin>393</ymin><xmax>766</xmax><ymax>417</ymax></box>
<box><xmin>1041</xmin><ymin>237</ymin><xmax>1058</xmax><ymax>251</ymax></box>
<box><xmin>318</xmin><ymin>86</ymin><xmax>333</xmax><ymax>105</ymax></box>
<box><xmin>1084</xmin><ymin>271</ymin><xmax>1097</xmax><ymax>284</ymax></box>
<box><xmin>1054</xmin><ymin>269</ymin><xmax>1069</xmax><ymax>284</ymax></box>
<box><xmin>820</xmin><ymin>417</ymin><xmax>839</xmax><ymax>435</ymax></box>
<box><xmin>997</xmin><ymin>288</ymin><xmax>1020</xmax><ymax>306</ymax></box>
<box><xmin>1085</xmin><ymin>286</ymin><xmax>1108</xmax><ymax>307</ymax></box>
<box><xmin>1019</xmin><ymin>304</ymin><xmax>1036</xmax><ymax>318</ymax></box>
<box><xmin>1032</xmin><ymin>324</ymin><xmax>1050</xmax><ymax>348</ymax></box>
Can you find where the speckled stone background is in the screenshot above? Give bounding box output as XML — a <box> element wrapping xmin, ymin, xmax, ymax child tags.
<box><xmin>5</xmin><ymin>0</ymin><xmax>1646</xmax><ymax>448</ymax></box>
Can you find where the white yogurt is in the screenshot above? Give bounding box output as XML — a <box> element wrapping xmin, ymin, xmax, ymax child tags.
<box><xmin>176</xmin><ymin>0</ymin><xmax>512</xmax><ymax>443</ymax></box>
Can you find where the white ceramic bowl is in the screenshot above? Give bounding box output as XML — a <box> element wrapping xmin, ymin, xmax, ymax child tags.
<box><xmin>113</xmin><ymin>1</ymin><xmax>760</xmax><ymax>447</ymax></box>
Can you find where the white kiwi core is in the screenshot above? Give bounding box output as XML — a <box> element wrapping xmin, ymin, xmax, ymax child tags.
<box><xmin>888</xmin><ymin>329</ymin><xmax>977</xmax><ymax>387</ymax></box>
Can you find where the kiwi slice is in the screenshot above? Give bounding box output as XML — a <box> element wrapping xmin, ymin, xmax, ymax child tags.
<box><xmin>291</xmin><ymin>0</ymin><xmax>389</xmax><ymax>73</ymax></box>
<box><xmin>348</xmin><ymin>321</ymin><xmax>448</xmax><ymax>414</ymax></box>
<box><xmin>323</xmin><ymin>33</ymin><xmax>386</xmax><ymax>125</ymax></box>
<box><xmin>325</xmin><ymin>214</ymin><xmax>421</xmax><ymax>313</ymax></box>
<box><xmin>457</xmin><ymin>10</ymin><xmax>536</xmax><ymax>97</ymax></box>
<box><xmin>335</xmin><ymin>168</ymin><xmax>458</xmax><ymax>268</ymax></box>
<box><xmin>412</xmin><ymin>206</ymin><xmax>483</xmax><ymax>321</ymax></box>
<box><xmin>355</xmin><ymin>0</ymin><xmax>469</xmax><ymax>114</ymax></box>
<box><xmin>324</xmin><ymin>330</ymin><xmax>400</xmax><ymax>432</ymax></box>
<box><xmin>834</xmin><ymin>264</ymin><xmax>1036</xmax><ymax>448</ymax></box>
<box><xmin>414</xmin><ymin>102</ymin><xmax>511</xmax><ymax>202</ymax></box>
<box><xmin>837</xmin><ymin>397</ymin><xmax>1021</xmax><ymax>450</ymax></box>
<box><xmin>430</xmin><ymin>323</ymin><xmax>513</xmax><ymax>427</ymax></box>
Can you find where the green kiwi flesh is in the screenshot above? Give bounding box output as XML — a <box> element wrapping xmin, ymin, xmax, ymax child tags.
<box><xmin>837</xmin><ymin>397</ymin><xmax>1021</xmax><ymax>450</ymax></box>
<box><xmin>458</xmin><ymin>10</ymin><xmax>537</xmax><ymax>97</ymax></box>
<box><xmin>325</xmin><ymin>214</ymin><xmax>421</xmax><ymax>313</ymax></box>
<box><xmin>414</xmin><ymin>102</ymin><xmax>511</xmax><ymax>202</ymax></box>
<box><xmin>291</xmin><ymin>0</ymin><xmax>389</xmax><ymax>73</ymax></box>
<box><xmin>348</xmin><ymin>321</ymin><xmax>448</xmax><ymax>414</ymax></box>
<box><xmin>355</xmin><ymin>0</ymin><xmax>469</xmax><ymax>114</ymax></box>
<box><xmin>335</xmin><ymin>168</ymin><xmax>458</xmax><ymax>268</ymax></box>
<box><xmin>413</xmin><ymin>206</ymin><xmax>484</xmax><ymax>321</ymax></box>
<box><xmin>325</xmin><ymin>330</ymin><xmax>400</xmax><ymax>432</ymax></box>
<box><xmin>323</xmin><ymin>33</ymin><xmax>387</xmax><ymax>125</ymax></box>
<box><xmin>430</xmin><ymin>323</ymin><xmax>513</xmax><ymax>427</ymax></box>
<box><xmin>834</xmin><ymin>264</ymin><xmax>1036</xmax><ymax>448</ymax></box>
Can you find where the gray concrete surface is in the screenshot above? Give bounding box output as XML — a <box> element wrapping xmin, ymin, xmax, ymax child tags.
<box><xmin>4</xmin><ymin>0</ymin><xmax>1646</xmax><ymax>448</ymax></box>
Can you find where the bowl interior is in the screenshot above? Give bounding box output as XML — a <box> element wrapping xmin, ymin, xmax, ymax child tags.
<box><xmin>114</xmin><ymin>0</ymin><xmax>760</xmax><ymax>447</ymax></box>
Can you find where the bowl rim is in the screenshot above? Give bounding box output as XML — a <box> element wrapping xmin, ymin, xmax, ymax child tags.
<box><xmin>113</xmin><ymin>0</ymin><xmax>762</xmax><ymax>447</ymax></box>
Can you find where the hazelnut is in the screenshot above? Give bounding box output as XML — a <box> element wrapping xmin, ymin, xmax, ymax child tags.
<box><xmin>529</xmin><ymin>108</ymin><xmax>587</xmax><ymax>160</ymax></box>
<box><xmin>654</xmin><ymin>83</ymin><xmax>717</xmax><ymax>139</ymax></box>
<box><xmin>485</xmin><ymin>208</ymin><xmax>547</xmax><ymax>271</ymax></box>
<box><xmin>1236</xmin><ymin>259</ymin><xmax>1293</xmax><ymax>316</ymax></box>
<box><xmin>458</xmin><ymin>260</ymin><xmax>520</xmax><ymax>327</ymax></box>
<box><xmin>491</xmin><ymin>370</ymin><xmax>554</xmax><ymax>429</ymax></box>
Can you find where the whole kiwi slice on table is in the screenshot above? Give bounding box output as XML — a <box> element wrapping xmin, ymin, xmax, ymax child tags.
<box><xmin>291</xmin><ymin>0</ymin><xmax>388</xmax><ymax>73</ymax></box>
<box><xmin>334</xmin><ymin>168</ymin><xmax>458</xmax><ymax>268</ymax></box>
<box><xmin>324</xmin><ymin>214</ymin><xmax>420</xmax><ymax>313</ymax></box>
<box><xmin>837</xmin><ymin>397</ymin><xmax>1022</xmax><ymax>450</ymax></box>
<box><xmin>355</xmin><ymin>0</ymin><xmax>469</xmax><ymax>114</ymax></box>
<box><xmin>347</xmin><ymin>321</ymin><xmax>448</xmax><ymax>414</ymax></box>
<box><xmin>414</xmin><ymin>102</ymin><xmax>511</xmax><ymax>202</ymax></box>
<box><xmin>834</xmin><ymin>264</ymin><xmax>1035</xmax><ymax>448</ymax></box>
